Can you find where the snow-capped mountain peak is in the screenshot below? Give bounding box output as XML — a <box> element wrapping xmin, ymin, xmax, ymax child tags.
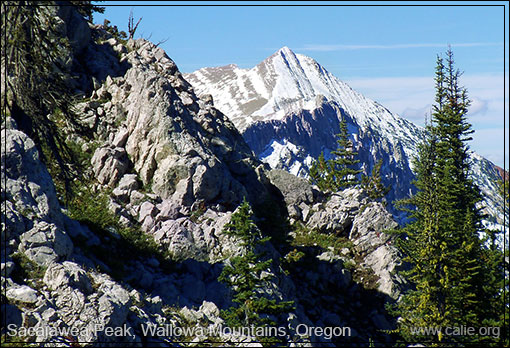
<box><xmin>184</xmin><ymin>46</ymin><xmax>505</xmax><ymax>226</ymax></box>
<box><xmin>186</xmin><ymin>46</ymin><xmax>420</xmax><ymax>160</ymax></box>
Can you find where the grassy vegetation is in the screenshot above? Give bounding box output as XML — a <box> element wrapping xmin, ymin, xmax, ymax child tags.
<box><xmin>40</xmin><ymin>107</ymin><xmax>100</xmax><ymax>205</ymax></box>
<box><xmin>10</xmin><ymin>252</ymin><xmax>47</xmax><ymax>289</ymax></box>
<box><xmin>288</xmin><ymin>222</ymin><xmax>381</xmax><ymax>290</ymax></box>
<box><xmin>0</xmin><ymin>334</ymin><xmax>37</xmax><ymax>348</ymax></box>
<box><xmin>290</xmin><ymin>222</ymin><xmax>353</xmax><ymax>254</ymax></box>
<box><xmin>66</xmin><ymin>184</ymin><xmax>167</xmax><ymax>280</ymax></box>
<box><xmin>190</xmin><ymin>202</ymin><xmax>206</xmax><ymax>223</ymax></box>
<box><xmin>28</xmin><ymin>101</ymin><xmax>182</xmax><ymax>285</ymax></box>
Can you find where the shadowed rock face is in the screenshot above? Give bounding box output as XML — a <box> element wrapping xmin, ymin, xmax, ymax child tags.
<box><xmin>243</xmin><ymin>100</ymin><xmax>416</xmax><ymax>209</ymax></box>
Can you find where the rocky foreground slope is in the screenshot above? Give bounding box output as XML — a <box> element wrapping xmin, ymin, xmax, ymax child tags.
<box><xmin>2</xmin><ymin>6</ymin><xmax>406</xmax><ymax>346</ymax></box>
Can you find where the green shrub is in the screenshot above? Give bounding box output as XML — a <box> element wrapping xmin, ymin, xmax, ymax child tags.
<box><xmin>66</xmin><ymin>184</ymin><xmax>164</xmax><ymax>280</ymax></box>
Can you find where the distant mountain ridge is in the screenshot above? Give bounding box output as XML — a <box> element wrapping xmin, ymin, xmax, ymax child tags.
<box><xmin>184</xmin><ymin>46</ymin><xmax>505</xmax><ymax>224</ymax></box>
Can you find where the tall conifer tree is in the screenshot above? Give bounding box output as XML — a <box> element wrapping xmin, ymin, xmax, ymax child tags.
<box><xmin>330</xmin><ymin>116</ymin><xmax>362</xmax><ymax>189</ymax></box>
<box><xmin>394</xmin><ymin>49</ymin><xmax>505</xmax><ymax>345</ymax></box>
<box><xmin>308</xmin><ymin>116</ymin><xmax>361</xmax><ymax>192</ymax></box>
<box><xmin>218</xmin><ymin>199</ymin><xmax>294</xmax><ymax>329</ymax></box>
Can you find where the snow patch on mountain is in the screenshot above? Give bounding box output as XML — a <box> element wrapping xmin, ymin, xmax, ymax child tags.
<box><xmin>259</xmin><ymin>139</ymin><xmax>314</xmax><ymax>177</ymax></box>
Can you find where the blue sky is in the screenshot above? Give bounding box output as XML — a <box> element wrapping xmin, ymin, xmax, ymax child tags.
<box><xmin>93</xmin><ymin>1</ymin><xmax>508</xmax><ymax>169</ymax></box>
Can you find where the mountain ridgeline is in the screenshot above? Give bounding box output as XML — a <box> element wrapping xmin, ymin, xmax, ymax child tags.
<box><xmin>185</xmin><ymin>46</ymin><xmax>505</xmax><ymax>224</ymax></box>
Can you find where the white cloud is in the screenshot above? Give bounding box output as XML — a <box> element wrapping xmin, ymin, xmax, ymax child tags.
<box><xmin>401</xmin><ymin>104</ymin><xmax>433</xmax><ymax>123</ymax></box>
<box><xmin>345</xmin><ymin>73</ymin><xmax>508</xmax><ymax>168</ymax></box>
<box><xmin>468</xmin><ymin>97</ymin><xmax>489</xmax><ymax>117</ymax></box>
<box><xmin>301</xmin><ymin>42</ymin><xmax>502</xmax><ymax>52</ymax></box>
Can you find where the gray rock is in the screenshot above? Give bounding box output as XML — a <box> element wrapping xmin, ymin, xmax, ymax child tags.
<box><xmin>348</xmin><ymin>200</ymin><xmax>404</xmax><ymax>299</ymax></box>
<box><xmin>350</xmin><ymin>202</ymin><xmax>397</xmax><ymax>253</ymax></box>
<box><xmin>317</xmin><ymin>251</ymin><xmax>342</xmax><ymax>263</ymax></box>
<box><xmin>6</xmin><ymin>285</ymin><xmax>39</xmax><ymax>304</ymax></box>
<box><xmin>1</xmin><ymin>261</ymin><xmax>15</xmax><ymax>277</ymax></box>
<box><xmin>19</xmin><ymin>221</ymin><xmax>73</xmax><ymax>266</ymax></box>
<box><xmin>199</xmin><ymin>300</ymin><xmax>220</xmax><ymax>319</ymax></box>
<box><xmin>108</xmin><ymin>199</ymin><xmax>122</xmax><ymax>216</ymax></box>
<box><xmin>288</xmin><ymin>204</ymin><xmax>302</xmax><ymax>221</ymax></box>
<box><xmin>2</xmin><ymin>201</ymin><xmax>25</xmax><ymax>240</ymax></box>
<box><xmin>91</xmin><ymin>146</ymin><xmax>129</xmax><ymax>186</ymax></box>
<box><xmin>98</xmin><ymin>38</ymin><xmax>273</xmax><ymax>209</ymax></box>
<box><xmin>306</xmin><ymin>188</ymin><xmax>369</xmax><ymax>234</ymax></box>
<box><xmin>43</xmin><ymin>261</ymin><xmax>93</xmax><ymax>294</ymax></box>
<box><xmin>139</xmin><ymin>201</ymin><xmax>157</xmax><ymax>222</ymax></box>
<box><xmin>267</xmin><ymin>169</ymin><xmax>315</xmax><ymax>206</ymax></box>
<box><xmin>156</xmin><ymin>199</ymin><xmax>181</xmax><ymax>221</ymax></box>
<box><xmin>364</xmin><ymin>245</ymin><xmax>404</xmax><ymax>299</ymax></box>
<box><xmin>1</xmin><ymin>129</ymin><xmax>64</xmax><ymax>227</ymax></box>
<box><xmin>98</xmin><ymin>290</ymin><xmax>130</xmax><ymax>328</ymax></box>
<box><xmin>2</xmin><ymin>116</ymin><xmax>18</xmax><ymax>129</ymax></box>
<box><xmin>141</xmin><ymin>215</ymin><xmax>155</xmax><ymax>233</ymax></box>
<box><xmin>117</xmin><ymin>173</ymin><xmax>139</xmax><ymax>192</ymax></box>
<box><xmin>180</xmin><ymin>306</ymin><xmax>199</xmax><ymax>323</ymax></box>
<box><xmin>112</xmin><ymin>187</ymin><xmax>130</xmax><ymax>203</ymax></box>
<box><xmin>130</xmin><ymin>190</ymin><xmax>146</xmax><ymax>204</ymax></box>
<box><xmin>112</xmin><ymin>127</ymin><xmax>130</xmax><ymax>148</ymax></box>
<box><xmin>41</xmin><ymin>307</ymin><xmax>58</xmax><ymax>322</ymax></box>
<box><xmin>56</xmin><ymin>5</ymin><xmax>91</xmax><ymax>54</ymax></box>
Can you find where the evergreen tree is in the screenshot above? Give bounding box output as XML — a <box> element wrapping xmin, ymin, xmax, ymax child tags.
<box><xmin>218</xmin><ymin>198</ymin><xmax>294</xmax><ymax>329</ymax></box>
<box><xmin>309</xmin><ymin>151</ymin><xmax>335</xmax><ymax>192</ymax></box>
<box><xmin>361</xmin><ymin>159</ymin><xmax>390</xmax><ymax>200</ymax></box>
<box><xmin>393</xmin><ymin>49</ymin><xmax>504</xmax><ymax>345</ymax></box>
<box><xmin>392</xmin><ymin>126</ymin><xmax>446</xmax><ymax>342</ymax></box>
<box><xmin>330</xmin><ymin>116</ymin><xmax>362</xmax><ymax>189</ymax></box>
<box><xmin>308</xmin><ymin>116</ymin><xmax>361</xmax><ymax>192</ymax></box>
<box><xmin>2</xmin><ymin>1</ymin><xmax>103</xmax><ymax>192</ymax></box>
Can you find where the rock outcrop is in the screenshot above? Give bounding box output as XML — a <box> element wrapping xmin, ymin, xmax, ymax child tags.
<box><xmin>303</xmin><ymin>187</ymin><xmax>406</xmax><ymax>300</ymax></box>
<box><xmin>86</xmin><ymin>38</ymin><xmax>270</xmax><ymax>209</ymax></box>
<box><xmin>2</xmin><ymin>129</ymin><xmax>73</xmax><ymax>266</ymax></box>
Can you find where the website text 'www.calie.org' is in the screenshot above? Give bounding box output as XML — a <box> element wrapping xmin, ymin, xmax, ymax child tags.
<box><xmin>410</xmin><ymin>326</ymin><xmax>500</xmax><ymax>338</ymax></box>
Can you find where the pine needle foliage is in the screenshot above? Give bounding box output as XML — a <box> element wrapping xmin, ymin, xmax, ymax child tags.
<box><xmin>1</xmin><ymin>1</ymin><xmax>102</xmax><ymax>194</ymax></box>
<box><xmin>218</xmin><ymin>198</ymin><xmax>294</xmax><ymax>330</ymax></box>
<box><xmin>309</xmin><ymin>116</ymin><xmax>361</xmax><ymax>192</ymax></box>
<box><xmin>362</xmin><ymin>159</ymin><xmax>390</xmax><ymax>200</ymax></box>
<box><xmin>392</xmin><ymin>48</ymin><xmax>507</xmax><ymax>346</ymax></box>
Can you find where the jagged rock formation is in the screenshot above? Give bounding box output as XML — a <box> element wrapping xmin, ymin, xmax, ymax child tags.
<box><xmin>268</xmin><ymin>175</ymin><xmax>407</xmax><ymax>301</ymax></box>
<box><xmin>2</xmin><ymin>5</ymin><xmax>408</xmax><ymax>346</ymax></box>
<box><xmin>80</xmin><ymin>36</ymin><xmax>280</xmax><ymax>262</ymax></box>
